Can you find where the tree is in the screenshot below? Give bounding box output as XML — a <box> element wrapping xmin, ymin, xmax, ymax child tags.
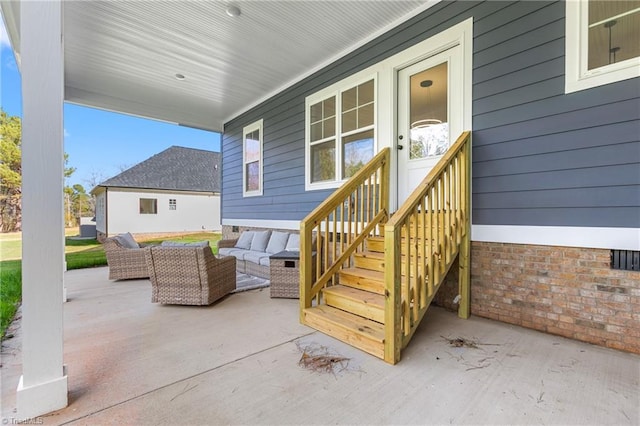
<box><xmin>0</xmin><ymin>111</ymin><xmax>22</xmax><ymax>232</ymax></box>
<box><xmin>0</xmin><ymin>109</ymin><xmax>77</xmax><ymax>232</ymax></box>
<box><xmin>82</xmin><ymin>169</ymin><xmax>108</xmax><ymax>217</ymax></box>
<box><xmin>83</xmin><ymin>169</ymin><xmax>108</xmax><ymax>191</ymax></box>
<box><xmin>64</xmin><ymin>184</ymin><xmax>91</xmax><ymax>226</ymax></box>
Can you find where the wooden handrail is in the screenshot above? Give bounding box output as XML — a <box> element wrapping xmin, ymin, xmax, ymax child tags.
<box><xmin>386</xmin><ymin>131</ymin><xmax>471</xmax><ymax>227</ymax></box>
<box><xmin>384</xmin><ymin>131</ymin><xmax>471</xmax><ymax>363</ymax></box>
<box><xmin>300</xmin><ymin>148</ymin><xmax>390</xmax><ymax>320</ymax></box>
<box><xmin>303</xmin><ymin>148</ymin><xmax>391</xmax><ymax>227</ymax></box>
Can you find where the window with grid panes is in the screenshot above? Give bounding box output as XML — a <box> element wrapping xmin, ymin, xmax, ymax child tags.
<box><xmin>307</xmin><ymin>78</ymin><xmax>375</xmax><ymax>188</ymax></box>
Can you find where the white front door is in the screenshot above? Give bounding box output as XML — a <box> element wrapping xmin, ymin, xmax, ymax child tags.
<box><xmin>397</xmin><ymin>46</ymin><xmax>463</xmax><ymax>204</ymax></box>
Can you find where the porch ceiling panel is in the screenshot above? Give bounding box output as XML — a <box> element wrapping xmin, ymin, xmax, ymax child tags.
<box><xmin>8</xmin><ymin>1</ymin><xmax>431</xmax><ymax>131</ymax></box>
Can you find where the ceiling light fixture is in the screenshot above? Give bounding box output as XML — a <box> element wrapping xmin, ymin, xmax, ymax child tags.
<box><xmin>226</xmin><ymin>5</ymin><xmax>241</xmax><ymax>17</ymax></box>
<box><xmin>175</xmin><ymin>73</ymin><xmax>186</xmax><ymax>81</ymax></box>
<box><xmin>411</xmin><ymin>80</ymin><xmax>442</xmax><ymax>129</ymax></box>
<box><xmin>604</xmin><ymin>20</ymin><xmax>619</xmax><ymax>64</ymax></box>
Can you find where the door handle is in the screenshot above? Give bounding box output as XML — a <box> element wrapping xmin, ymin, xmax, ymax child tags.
<box><xmin>398</xmin><ymin>134</ymin><xmax>404</xmax><ymax>149</ymax></box>
<box><xmin>398</xmin><ymin>145</ymin><xmax>403</xmax><ymax>150</ymax></box>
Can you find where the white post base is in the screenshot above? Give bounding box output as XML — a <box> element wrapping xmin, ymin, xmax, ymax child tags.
<box><xmin>16</xmin><ymin>366</ymin><xmax>68</xmax><ymax>419</ymax></box>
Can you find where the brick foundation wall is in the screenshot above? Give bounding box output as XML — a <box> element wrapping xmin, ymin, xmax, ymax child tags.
<box><xmin>465</xmin><ymin>241</ymin><xmax>640</xmax><ymax>354</ymax></box>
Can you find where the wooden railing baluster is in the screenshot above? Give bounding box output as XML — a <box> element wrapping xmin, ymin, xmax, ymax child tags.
<box><xmin>384</xmin><ymin>132</ymin><xmax>471</xmax><ymax>363</ymax></box>
<box><xmin>300</xmin><ymin>148</ymin><xmax>390</xmax><ymax>319</ymax></box>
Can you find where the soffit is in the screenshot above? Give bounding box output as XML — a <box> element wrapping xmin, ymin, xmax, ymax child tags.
<box><xmin>54</xmin><ymin>1</ymin><xmax>431</xmax><ymax>132</ymax></box>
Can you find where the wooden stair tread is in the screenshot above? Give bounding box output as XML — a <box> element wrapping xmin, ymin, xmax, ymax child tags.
<box><xmin>304</xmin><ymin>305</ymin><xmax>384</xmax><ymax>359</ymax></box>
<box><xmin>324</xmin><ymin>285</ymin><xmax>384</xmax><ymax>305</ymax></box>
<box><xmin>339</xmin><ymin>267</ymin><xmax>384</xmax><ymax>285</ymax></box>
<box><xmin>339</xmin><ymin>267</ymin><xmax>410</xmax><ymax>286</ymax></box>
<box><xmin>365</xmin><ymin>237</ymin><xmax>384</xmax><ymax>253</ymax></box>
<box><xmin>356</xmin><ymin>250</ymin><xmax>384</xmax><ymax>260</ymax></box>
<box><xmin>340</xmin><ymin>268</ymin><xmax>384</xmax><ymax>294</ymax></box>
<box><xmin>353</xmin><ymin>251</ymin><xmax>385</xmax><ymax>273</ymax></box>
<box><xmin>365</xmin><ymin>235</ymin><xmax>439</xmax><ymax>255</ymax></box>
<box><xmin>323</xmin><ymin>285</ymin><xmax>385</xmax><ymax>323</ymax></box>
<box><xmin>356</xmin><ymin>250</ymin><xmax>430</xmax><ymax>260</ymax></box>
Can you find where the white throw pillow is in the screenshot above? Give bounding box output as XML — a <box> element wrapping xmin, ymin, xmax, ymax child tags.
<box><xmin>250</xmin><ymin>230</ymin><xmax>272</xmax><ymax>252</ymax></box>
<box><xmin>235</xmin><ymin>231</ymin><xmax>255</xmax><ymax>250</ymax></box>
<box><xmin>285</xmin><ymin>233</ymin><xmax>300</xmax><ymax>251</ymax></box>
<box><xmin>266</xmin><ymin>231</ymin><xmax>290</xmax><ymax>254</ymax></box>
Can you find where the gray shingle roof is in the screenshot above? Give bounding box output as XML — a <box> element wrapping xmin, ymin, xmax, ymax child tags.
<box><xmin>98</xmin><ymin>146</ymin><xmax>220</xmax><ymax>192</ymax></box>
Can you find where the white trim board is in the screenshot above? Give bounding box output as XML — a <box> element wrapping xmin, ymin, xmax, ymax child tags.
<box><xmin>222</xmin><ymin>221</ymin><xmax>640</xmax><ymax>250</ymax></box>
<box><xmin>473</xmin><ymin>225</ymin><xmax>640</xmax><ymax>251</ymax></box>
<box><xmin>565</xmin><ymin>1</ymin><xmax>640</xmax><ymax>93</ymax></box>
<box><xmin>222</xmin><ymin>218</ymin><xmax>301</xmax><ymax>231</ymax></box>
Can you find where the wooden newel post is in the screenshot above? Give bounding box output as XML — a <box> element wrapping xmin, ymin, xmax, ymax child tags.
<box><xmin>299</xmin><ymin>222</ymin><xmax>312</xmax><ymax>323</ymax></box>
<box><xmin>384</xmin><ymin>224</ymin><xmax>401</xmax><ymax>364</ymax></box>
<box><xmin>458</xmin><ymin>135</ymin><xmax>471</xmax><ymax>319</ymax></box>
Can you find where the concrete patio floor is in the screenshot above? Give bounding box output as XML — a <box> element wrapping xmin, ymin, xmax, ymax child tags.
<box><xmin>1</xmin><ymin>267</ymin><xmax>638</xmax><ymax>425</ymax></box>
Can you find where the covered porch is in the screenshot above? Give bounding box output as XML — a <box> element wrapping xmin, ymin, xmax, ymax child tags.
<box><xmin>1</xmin><ymin>267</ymin><xmax>637</xmax><ymax>424</ymax></box>
<box><xmin>3</xmin><ymin>0</ymin><xmax>639</xmax><ymax>420</ymax></box>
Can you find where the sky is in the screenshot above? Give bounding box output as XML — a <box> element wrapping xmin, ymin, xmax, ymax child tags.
<box><xmin>0</xmin><ymin>17</ymin><xmax>221</xmax><ymax>191</ymax></box>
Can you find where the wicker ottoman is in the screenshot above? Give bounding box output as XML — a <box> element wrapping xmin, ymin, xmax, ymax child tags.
<box><xmin>269</xmin><ymin>250</ymin><xmax>301</xmax><ymax>298</ymax></box>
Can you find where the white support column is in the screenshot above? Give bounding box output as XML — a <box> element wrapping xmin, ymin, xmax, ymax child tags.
<box><xmin>17</xmin><ymin>0</ymin><xmax>68</xmax><ymax>419</ymax></box>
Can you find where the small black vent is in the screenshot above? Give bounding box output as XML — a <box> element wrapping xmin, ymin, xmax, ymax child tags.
<box><xmin>610</xmin><ymin>250</ymin><xmax>640</xmax><ymax>271</ymax></box>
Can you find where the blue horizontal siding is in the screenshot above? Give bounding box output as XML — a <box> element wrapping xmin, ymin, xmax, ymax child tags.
<box><xmin>222</xmin><ymin>0</ymin><xmax>640</xmax><ymax>229</ymax></box>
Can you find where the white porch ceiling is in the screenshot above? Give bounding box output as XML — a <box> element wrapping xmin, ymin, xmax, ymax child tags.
<box><xmin>3</xmin><ymin>1</ymin><xmax>432</xmax><ymax>132</ymax></box>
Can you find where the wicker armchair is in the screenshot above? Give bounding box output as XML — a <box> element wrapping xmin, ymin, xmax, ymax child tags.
<box><xmin>103</xmin><ymin>234</ymin><xmax>151</xmax><ymax>280</ymax></box>
<box><xmin>145</xmin><ymin>246</ymin><xmax>236</xmax><ymax>305</ymax></box>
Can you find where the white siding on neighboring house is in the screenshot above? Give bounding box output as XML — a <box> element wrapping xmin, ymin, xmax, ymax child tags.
<box><xmin>94</xmin><ymin>191</ymin><xmax>107</xmax><ymax>234</ymax></box>
<box><xmin>106</xmin><ymin>188</ymin><xmax>220</xmax><ymax>235</ymax></box>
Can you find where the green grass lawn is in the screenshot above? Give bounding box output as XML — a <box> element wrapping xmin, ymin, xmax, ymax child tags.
<box><xmin>0</xmin><ymin>260</ymin><xmax>21</xmax><ymax>339</ymax></box>
<box><xmin>0</xmin><ymin>228</ymin><xmax>81</xmax><ymax>260</ymax></box>
<box><xmin>0</xmin><ymin>232</ymin><xmax>222</xmax><ymax>339</ymax></box>
<box><xmin>0</xmin><ymin>231</ymin><xmax>24</xmax><ymax>261</ymax></box>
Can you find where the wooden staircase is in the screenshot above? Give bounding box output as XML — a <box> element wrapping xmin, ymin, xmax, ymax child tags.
<box><xmin>300</xmin><ymin>132</ymin><xmax>472</xmax><ymax>364</ymax></box>
<box><xmin>303</xmin><ymin>235</ymin><xmax>387</xmax><ymax>358</ymax></box>
<box><xmin>302</xmin><ymin>223</ymin><xmax>441</xmax><ymax>358</ymax></box>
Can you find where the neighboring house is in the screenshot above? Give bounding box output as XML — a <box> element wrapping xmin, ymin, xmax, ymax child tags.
<box><xmin>4</xmin><ymin>0</ymin><xmax>639</xmax><ymax>416</ymax></box>
<box><xmin>91</xmin><ymin>146</ymin><xmax>221</xmax><ymax>239</ymax></box>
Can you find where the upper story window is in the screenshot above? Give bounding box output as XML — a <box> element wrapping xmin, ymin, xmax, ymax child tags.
<box><xmin>169</xmin><ymin>199</ymin><xmax>176</xmax><ymax>210</ymax></box>
<box><xmin>566</xmin><ymin>0</ymin><xmax>640</xmax><ymax>93</ymax></box>
<box><xmin>306</xmin><ymin>76</ymin><xmax>376</xmax><ymax>190</ymax></box>
<box><xmin>139</xmin><ymin>198</ymin><xmax>157</xmax><ymax>214</ymax></box>
<box><xmin>243</xmin><ymin>119</ymin><xmax>263</xmax><ymax>197</ymax></box>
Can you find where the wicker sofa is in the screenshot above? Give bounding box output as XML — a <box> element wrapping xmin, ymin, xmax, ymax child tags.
<box><xmin>103</xmin><ymin>232</ymin><xmax>152</xmax><ymax>280</ymax></box>
<box><xmin>217</xmin><ymin>230</ymin><xmax>300</xmax><ymax>279</ymax></box>
<box><xmin>145</xmin><ymin>244</ymin><xmax>236</xmax><ymax>305</ymax></box>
